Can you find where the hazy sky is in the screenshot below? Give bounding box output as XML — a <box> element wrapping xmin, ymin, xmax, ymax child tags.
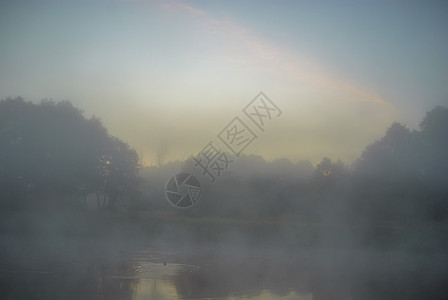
<box><xmin>1</xmin><ymin>0</ymin><xmax>447</xmax><ymax>165</ymax></box>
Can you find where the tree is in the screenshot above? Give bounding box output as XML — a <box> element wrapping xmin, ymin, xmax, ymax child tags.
<box><xmin>0</xmin><ymin>97</ymin><xmax>140</xmax><ymax>210</ymax></box>
<box><xmin>156</xmin><ymin>139</ymin><xmax>169</xmax><ymax>167</ymax></box>
<box><xmin>315</xmin><ymin>157</ymin><xmax>336</xmax><ymax>177</ymax></box>
<box><xmin>356</xmin><ymin>122</ymin><xmax>411</xmax><ymax>177</ymax></box>
<box><xmin>420</xmin><ymin>106</ymin><xmax>448</xmax><ymax>140</ymax></box>
<box><xmin>101</xmin><ymin>137</ymin><xmax>140</xmax><ymax>209</ymax></box>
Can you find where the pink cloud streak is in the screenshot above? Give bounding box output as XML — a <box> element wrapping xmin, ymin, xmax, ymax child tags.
<box><xmin>133</xmin><ymin>0</ymin><xmax>391</xmax><ymax>106</ymax></box>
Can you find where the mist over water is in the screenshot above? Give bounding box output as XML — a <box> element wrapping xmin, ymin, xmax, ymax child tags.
<box><xmin>0</xmin><ymin>97</ymin><xmax>448</xmax><ymax>300</ymax></box>
<box><xmin>1</xmin><ymin>1</ymin><xmax>448</xmax><ymax>299</ymax></box>
<box><xmin>1</xmin><ymin>101</ymin><xmax>447</xmax><ymax>299</ymax></box>
<box><xmin>1</xmin><ymin>212</ymin><xmax>448</xmax><ymax>300</ymax></box>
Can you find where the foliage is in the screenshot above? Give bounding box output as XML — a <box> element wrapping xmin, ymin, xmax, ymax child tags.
<box><xmin>140</xmin><ymin>106</ymin><xmax>448</xmax><ymax>223</ymax></box>
<box><xmin>0</xmin><ymin>97</ymin><xmax>140</xmax><ymax>209</ymax></box>
<box><xmin>1</xmin><ymin>96</ymin><xmax>447</xmax><ymax>224</ymax></box>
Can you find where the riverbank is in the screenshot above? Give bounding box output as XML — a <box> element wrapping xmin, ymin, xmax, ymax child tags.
<box><xmin>1</xmin><ymin>210</ymin><xmax>447</xmax><ymax>253</ymax></box>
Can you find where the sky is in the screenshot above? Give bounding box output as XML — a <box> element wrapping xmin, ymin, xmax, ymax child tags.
<box><xmin>1</xmin><ymin>0</ymin><xmax>447</xmax><ymax>166</ymax></box>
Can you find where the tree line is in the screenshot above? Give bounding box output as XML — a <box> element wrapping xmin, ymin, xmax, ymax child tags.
<box><xmin>1</xmin><ymin>97</ymin><xmax>447</xmax><ymax>223</ymax></box>
<box><xmin>0</xmin><ymin>97</ymin><xmax>140</xmax><ymax>210</ymax></box>
<box><xmin>142</xmin><ymin>106</ymin><xmax>448</xmax><ymax>222</ymax></box>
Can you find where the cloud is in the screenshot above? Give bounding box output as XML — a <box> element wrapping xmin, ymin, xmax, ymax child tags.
<box><xmin>155</xmin><ymin>0</ymin><xmax>391</xmax><ymax>107</ymax></box>
<box><xmin>157</xmin><ymin>0</ymin><xmax>205</xmax><ymax>16</ymax></box>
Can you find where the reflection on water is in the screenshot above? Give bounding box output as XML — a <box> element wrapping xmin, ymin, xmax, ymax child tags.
<box><xmin>1</xmin><ymin>243</ymin><xmax>447</xmax><ymax>300</ymax></box>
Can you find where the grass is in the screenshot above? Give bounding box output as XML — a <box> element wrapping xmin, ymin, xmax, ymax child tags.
<box><xmin>1</xmin><ymin>209</ymin><xmax>447</xmax><ymax>252</ymax></box>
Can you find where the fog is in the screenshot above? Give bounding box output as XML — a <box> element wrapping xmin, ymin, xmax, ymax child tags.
<box><xmin>0</xmin><ymin>98</ymin><xmax>447</xmax><ymax>299</ymax></box>
<box><xmin>2</xmin><ymin>1</ymin><xmax>448</xmax><ymax>299</ymax></box>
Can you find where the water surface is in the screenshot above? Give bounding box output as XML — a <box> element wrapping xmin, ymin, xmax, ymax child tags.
<box><xmin>1</xmin><ymin>238</ymin><xmax>447</xmax><ymax>300</ymax></box>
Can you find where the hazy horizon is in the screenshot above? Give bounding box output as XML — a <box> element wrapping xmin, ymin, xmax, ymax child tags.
<box><xmin>1</xmin><ymin>0</ymin><xmax>447</xmax><ymax>165</ymax></box>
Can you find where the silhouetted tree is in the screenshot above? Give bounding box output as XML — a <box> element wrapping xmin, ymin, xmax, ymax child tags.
<box><xmin>0</xmin><ymin>97</ymin><xmax>140</xmax><ymax>210</ymax></box>
<box><xmin>315</xmin><ymin>157</ymin><xmax>336</xmax><ymax>177</ymax></box>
